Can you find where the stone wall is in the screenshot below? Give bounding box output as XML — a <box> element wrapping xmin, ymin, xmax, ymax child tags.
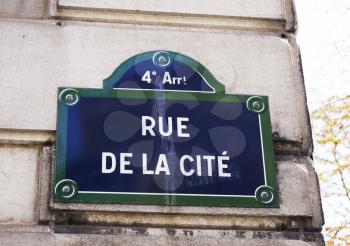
<box><xmin>0</xmin><ymin>0</ymin><xmax>324</xmax><ymax>245</ymax></box>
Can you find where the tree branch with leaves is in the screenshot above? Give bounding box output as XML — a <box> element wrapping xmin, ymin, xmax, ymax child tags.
<box><xmin>312</xmin><ymin>95</ymin><xmax>350</xmax><ymax>245</ymax></box>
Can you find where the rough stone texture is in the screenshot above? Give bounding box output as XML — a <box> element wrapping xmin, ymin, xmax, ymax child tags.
<box><xmin>37</xmin><ymin>146</ymin><xmax>53</xmax><ymax>223</ymax></box>
<box><xmin>52</xmin><ymin>0</ymin><xmax>288</xmax><ymax>32</ymax></box>
<box><xmin>57</xmin><ymin>0</ymin><xmax>285</xmax><ymax>19</ymax></box>
<box><xmin>53</xmin><ymin>8</ymin><xmax>286</xmax><ymax>33</ymax></box>
<box><xmin>0</xmin><ymin>146</ymin><xmax>39</xmax><ymax>225</ymax></box>
<box><xmin>0</xmin><ymin>19</ymin><xmax>310</xmax><ymax>153</ymax></box>
<box><xmin>284</xmin><ymin>0</ymin><xmax>297</xmax><ymax>32</ymax></box>
<box><xmin>46</xmin><ymin>157</ymin><xmax>323</xmax><ymax>230</ymax></box>
<box><xmin>0</xmin><ymin>225</ymin><xmax>325</xmax><ymax>246</ymax></box>
<box><xmin>0</xmin><ymin>0</ymin><xmax>46</xmax><ymax>19</ymax></box>
<box><xmin>0</xmin><ymin>129</ymin><xmax>55</xmax><ymax>146</ymax></box>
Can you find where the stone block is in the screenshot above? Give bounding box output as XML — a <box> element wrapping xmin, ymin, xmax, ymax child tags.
<box><xmin>0</xmin><ymin>20</ymin><xmax>310</xmax><ymax>152</ymax></box>
<box><xmin>48</xmin><ymin>158</ymin><xmax>323</xmax><ymax>230</ymax></box>
<box><xmin>0</xmin><ymin>225</ymin><xmax>325</xmax><ymax>246</ymax></box>
<box><xmin>57</xmin><ymin>0</ymin><xmax>285</xmax><ymax>19</ymax></box>
<box><xmin>0</xmin><ymin>146</ymin><xmax>39</xmax><ymax>224</ymax></box>
<box><xmin>0</xmin><ymin>0</ymin><xmax>46</xmax><ymax>19</ymax></box>
<box><xmin>52</xmin><ymin>0</ymin><xmax>292</xmax><ymax>32</ymax></box>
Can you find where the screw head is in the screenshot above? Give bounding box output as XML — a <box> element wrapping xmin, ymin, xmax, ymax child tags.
<box><xmin>255</xmin><ymin>185</ymin><xmax>275</xmax><ymax>205</ymax></box>
<box><xmin>65</xmin><ymin>94</ymin><xmax>75</xmax><ymax>103</ymax></box>
<box><xmin>261</xmin><ymin>191</ymin><xmax>269</xmax><ymax>199</ymax></box>
<box><xmin>246</xmin><ymin>96</ymin><xmax>266</xmax><ymax>113</ymax></box>
<box><xmin>153</xmin><ymin>51</ymin><xmax>171</xmax><ymax>67</ymax></box>
<box><xmin>59</xmin><ymin>88</ymin><xmax>80</xmax><ymax>106</ymax></box>
<box><xmin>54</xmin><ymin>179</ymin><xmax>78</xmax><ymax>200</ymax></box>
<box><xmin>62</xmin><ymin>185</ymin><xmax>71</xmax><ymax>193</ymax></box>
<box><xmin>158</xmin><ymin>56</ymin><xmax>167</xmax><ymax>65</ymax></box>
<box><xmin>252</xmin><ymin>101</ymin><xmax>262</xmax><ymax>110</ymax></box>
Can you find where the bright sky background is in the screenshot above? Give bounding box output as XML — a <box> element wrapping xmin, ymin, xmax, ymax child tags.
<box><xmin>295</xmin><ymin>0</ymin><xmax>350</xmax><ymax>111</ymax></box>
<box><xmin>295</xmin><ymin>0</ymin><xmax>350</xmax><ymax>239</ymax></box>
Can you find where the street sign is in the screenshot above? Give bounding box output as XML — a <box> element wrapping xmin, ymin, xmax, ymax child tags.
<box><xmin>54</xmin><ymin>51</ymin><xmax>277</xmax><ymax>207</ymax></box>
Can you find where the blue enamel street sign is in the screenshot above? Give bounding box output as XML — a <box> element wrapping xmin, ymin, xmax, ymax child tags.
<box><xmin>54</xmin><ymin>51</ymin><xmax>278</xmax><ymax>207</ymax></box>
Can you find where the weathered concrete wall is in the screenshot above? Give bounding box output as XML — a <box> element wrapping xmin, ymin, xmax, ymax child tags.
<box><xmin>57</xmin><ymin>0</ymin><xmax>285</xmax><ymax>18</ymax></box>
<box><xmin>0</xmin><ymin>146</ymin><xmax>39</xmax><ymax>225</ymax></box>
<box><xmin>0</xmin><ymin>20</ymin><xmax>310</xmax><ymax>153</ymax></box>
<box><xmin>0</xmin><ymin>225</ymin><xmax>324</xmax><ymax>246</ymax></box>
<box><xmin>0</xmin><ymin>0</ymin><xmax>47</xmax><ymax>19</ymax></box>
<box><xmin>41</xmin><ymin>156</ymin><xmax>322</xmax><ymax>231</ymax></box>
<box><xmin>0</xmin><ymin>0</ymin><xmax>324</xmax><ymax>244</ymax></box>
<box><xmin>51</xmin><ymin>0</ymin><xmax>289</xmax><ymax>32</ymax></box>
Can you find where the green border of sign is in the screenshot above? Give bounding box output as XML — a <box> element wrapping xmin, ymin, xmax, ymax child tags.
<box><xmin>54</xmin><ymin>51</ymin><xmax>278</xmax><ymax>208</ymax></box>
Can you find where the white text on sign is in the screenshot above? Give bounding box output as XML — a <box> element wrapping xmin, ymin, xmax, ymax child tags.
<box><xmin>101</xmin><ymin>115</ymin><xmax>231</xmax><ymax>177</ymax></box>
<box><xmin>141</xmin><ymin>71</ymin><xmax>187</xmax><ymax>85</ymax></box>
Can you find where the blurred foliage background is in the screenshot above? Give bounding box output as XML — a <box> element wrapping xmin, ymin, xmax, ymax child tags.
<box><xmin>295</xmin><ymin>1</ymin><xmax>350</xmax><ymax>244</ymax></box>
<box><xmin>312</xmin><ymin>96</ymin><xmax>350</xmax><ymax>245</ymax></box>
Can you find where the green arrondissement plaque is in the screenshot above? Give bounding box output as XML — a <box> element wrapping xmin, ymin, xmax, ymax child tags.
<box><xmin>54</xmin><ymin>51</ymin><xmax>278</xmax><ymax>207</ymax></box>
